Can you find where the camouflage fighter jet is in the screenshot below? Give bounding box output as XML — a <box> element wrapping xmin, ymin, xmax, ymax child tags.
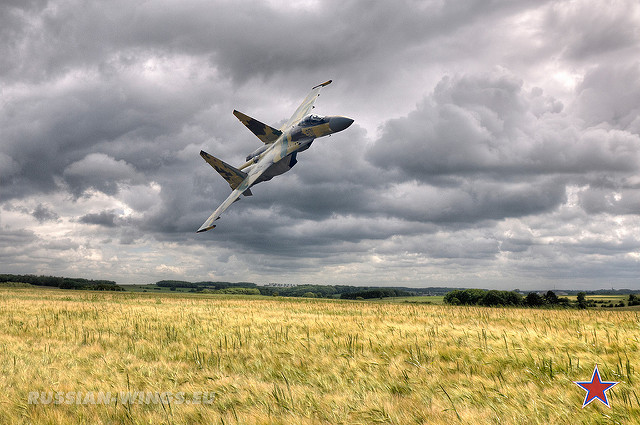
<box><xmin>197</xmin><ymin>80</ymin><xmax>353</xmax><ymax>232</ymax></box>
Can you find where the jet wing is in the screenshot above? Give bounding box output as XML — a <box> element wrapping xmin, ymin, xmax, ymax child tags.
<box><xmin>279</xmin><ymin>80</ymin><xmax>332</xmax><ymax>131</ymax></box>
<box><xmin>196</xmin><ymin>151</ymin><xmax>275</xmax><ymax>232</ymax></box>
<box><xmin>196</xmin><ymin>187</ymin><xmax>243</xmax><ymax>232</ymax></box>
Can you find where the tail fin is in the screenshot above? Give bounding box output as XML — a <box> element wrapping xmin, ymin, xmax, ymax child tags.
<box><xmin>200</xmin><ymin>151</ymin><xmax>253</xmax><ymax>196</ymax></box>
<box><xmin>233</xmin><ymin>110</ymin><xmax>282</xmax><ymax>144</ymax></box>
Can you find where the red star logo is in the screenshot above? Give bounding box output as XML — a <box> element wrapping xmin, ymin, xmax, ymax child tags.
<box><xmin>574</xmin><ymin>365</ymin><xmax>619</xmax><ymax>408</ymax></box>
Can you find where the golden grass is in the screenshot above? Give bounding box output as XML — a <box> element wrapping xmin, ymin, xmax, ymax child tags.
<box><xmin>0</xmin><ymin>287</ymin><xmax>639</xmax><ymax>424</ymax></box>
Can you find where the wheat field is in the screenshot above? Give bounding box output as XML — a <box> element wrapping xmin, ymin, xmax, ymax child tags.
<box><xmin>0</xmin><ymin>287</ymin><xmax>638</xmax><ymax>424</ymax></box>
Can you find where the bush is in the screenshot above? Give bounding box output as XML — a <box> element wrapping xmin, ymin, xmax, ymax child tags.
<box><xmin>341</xmin><ymin>289</ymin><xmax>405</xmax><ymax>300</ymax></box>
<box><xmin>543</xmin><ymin>291</ymin><xmax>559</xmax><ymax>304</ymax></box>
<box><xmin>480</xmin><ymin>290</ymin><xmax>522</xmax><ymax>307</ymax></box>
<box><xmin>444</xmin><ymin>289</ymin><xmax>522</xmax><ymax>307</ymax></box>
<box><xmin>447</xmin><ymin>296</ymin><xmax>460</xmax><ymax>305</ymax></box>
<box><xmin>525</xmin><ymin>292</ymin><xmax>544</xmax><ymax>307</ymax></box>
<box><xmin>219</xmin><ymin>287</ymin><xmax>261</xmax><ymax>295</ymax></box>
<box><xmin>577</xmin><ymin>292</ymin><xmax>587</xmax><ymax>309</ymax></box>
<box><xmin>444</xmin><ymin>289</ymin><xmax>486</xmax><ymax>306</ymax></box>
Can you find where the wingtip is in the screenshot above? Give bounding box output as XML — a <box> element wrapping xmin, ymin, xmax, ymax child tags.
<box><xmin>196</xmin><ymin>224</ymin><xmax>216</xmax><ymax>233</ymax></box>
<box><xmin>312</xmin><ymin>80</ymin><xmax>332</xmax><ymax>89</ymax></box>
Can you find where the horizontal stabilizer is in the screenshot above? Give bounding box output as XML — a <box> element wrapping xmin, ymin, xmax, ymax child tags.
<box><xmin>233</xmin><ymin>110</ymin><xmax>282</xmax><ymax>144</ymax></box>
<box><xmin>200</xmin><ymin>150</ymin><xmax>247</xmax><ymax>191</ymax></box>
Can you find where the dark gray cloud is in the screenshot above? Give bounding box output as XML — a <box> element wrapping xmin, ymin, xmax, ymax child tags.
<box><xmin>0</xmin><ymin>228</ymin><xmax>41</xmax><ymax>274</ymax></box>
<box><xmin>32</xmin><ymin>203</ymin><xmax>59</xmax><ymax>223</ymax></box>
<box><xmin>63</xmin><ymin>153</ymin><xmax>143</xmax><ymax>197</ymax></box>
<box><xmin>1</xmin><ymin>0</ymin><xmax>639</xmax><ymax>289</ymax></box>
<box><xmin>78</xmin><ymin>210</ymin><xmax>118</xmax><ymax>227</ymax></box>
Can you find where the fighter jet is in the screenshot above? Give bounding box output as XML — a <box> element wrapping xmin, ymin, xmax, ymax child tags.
<box><xmin>197</xmin><ymin>80</ymin><xmax>353</xmax><ymax>232</ymax></box>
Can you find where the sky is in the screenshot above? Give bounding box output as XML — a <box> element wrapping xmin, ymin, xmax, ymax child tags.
<box><xmin>1</xmin><ymin>0</ymin><xmax>640</xmax><ymax>289</ymax></box>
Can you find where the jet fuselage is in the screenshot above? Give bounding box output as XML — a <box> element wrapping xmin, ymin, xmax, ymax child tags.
<box><xmin>242</xmin><ymin>114</ymin><xmax>353</xmax><ymax>183</ymax></box>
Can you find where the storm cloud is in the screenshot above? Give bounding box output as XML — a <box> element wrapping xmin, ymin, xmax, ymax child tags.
<box><xmin>1</xmin><ymin>0</ymin><xmax>639</xmax><ymax>289</ymax></box>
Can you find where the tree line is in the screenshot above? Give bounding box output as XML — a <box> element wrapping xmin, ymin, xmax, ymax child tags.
<box><xmin>0</xmin><ymin>274</ymin><xmax>123</xmax><ymax>291</ymax></box>
<box><xmin>444</xmin><ymin>289</ymin><xmax>572</xmax><ymax>307</ymax></box>
<box><xmin>340</xmin><ymin>288</ymin><xmax>413</xmax><ymax>299</ymax></box>
<box><xmin>444</xmin><ymin>289</ymin><xmax>639</xmax><ymax>308</ymax></box>
<box><xmin>156</xmin><ymin>280</ymin><xmax>258</xmax><ymax>290</ymax></box>
<box><xmin>156</xmin><ymin>281</ymin><xmax>416</xmax><ymax>299</ymax></box>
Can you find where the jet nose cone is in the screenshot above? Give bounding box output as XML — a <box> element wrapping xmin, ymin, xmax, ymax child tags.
<box><xmin>329</xmin><ymin>116</ymin><xmax>354</xmax><ymax>132</ymax></box>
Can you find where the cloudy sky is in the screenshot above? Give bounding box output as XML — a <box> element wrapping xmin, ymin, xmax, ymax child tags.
<box><xmin>2</xmin><ymin>0</ymin><xmax>640</xmax><ymax>289</ymax></box>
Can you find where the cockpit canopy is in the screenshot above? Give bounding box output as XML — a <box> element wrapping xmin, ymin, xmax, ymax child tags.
<box><xmin>299</xmin><ymin>114</ymin><xmax>328</xmax><ymax>127</ymax></box>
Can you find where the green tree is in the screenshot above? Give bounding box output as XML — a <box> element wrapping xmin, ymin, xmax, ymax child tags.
<box><xmin>577</xmin><ymin>292</ymin><xmax>587</xmax><ymax>309</ymax></box>
<box><xmin>480</xmin><ymin>290</ymin><xmax>507</xmax><ymax>306</ymax></box>
<box><xmin>543</xmin><ymin>290</ymin><xmax>558</xmax><ymax>304</ymax></box>
<box><xmin>525</xmin><ymin>292</ymin><xmax>544</xmax><ymax>307</ymax></box>
<box><xmin>447</xmin><ymin>296</ymin><xmax>460</xmax><ymax>305</ymax></box>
